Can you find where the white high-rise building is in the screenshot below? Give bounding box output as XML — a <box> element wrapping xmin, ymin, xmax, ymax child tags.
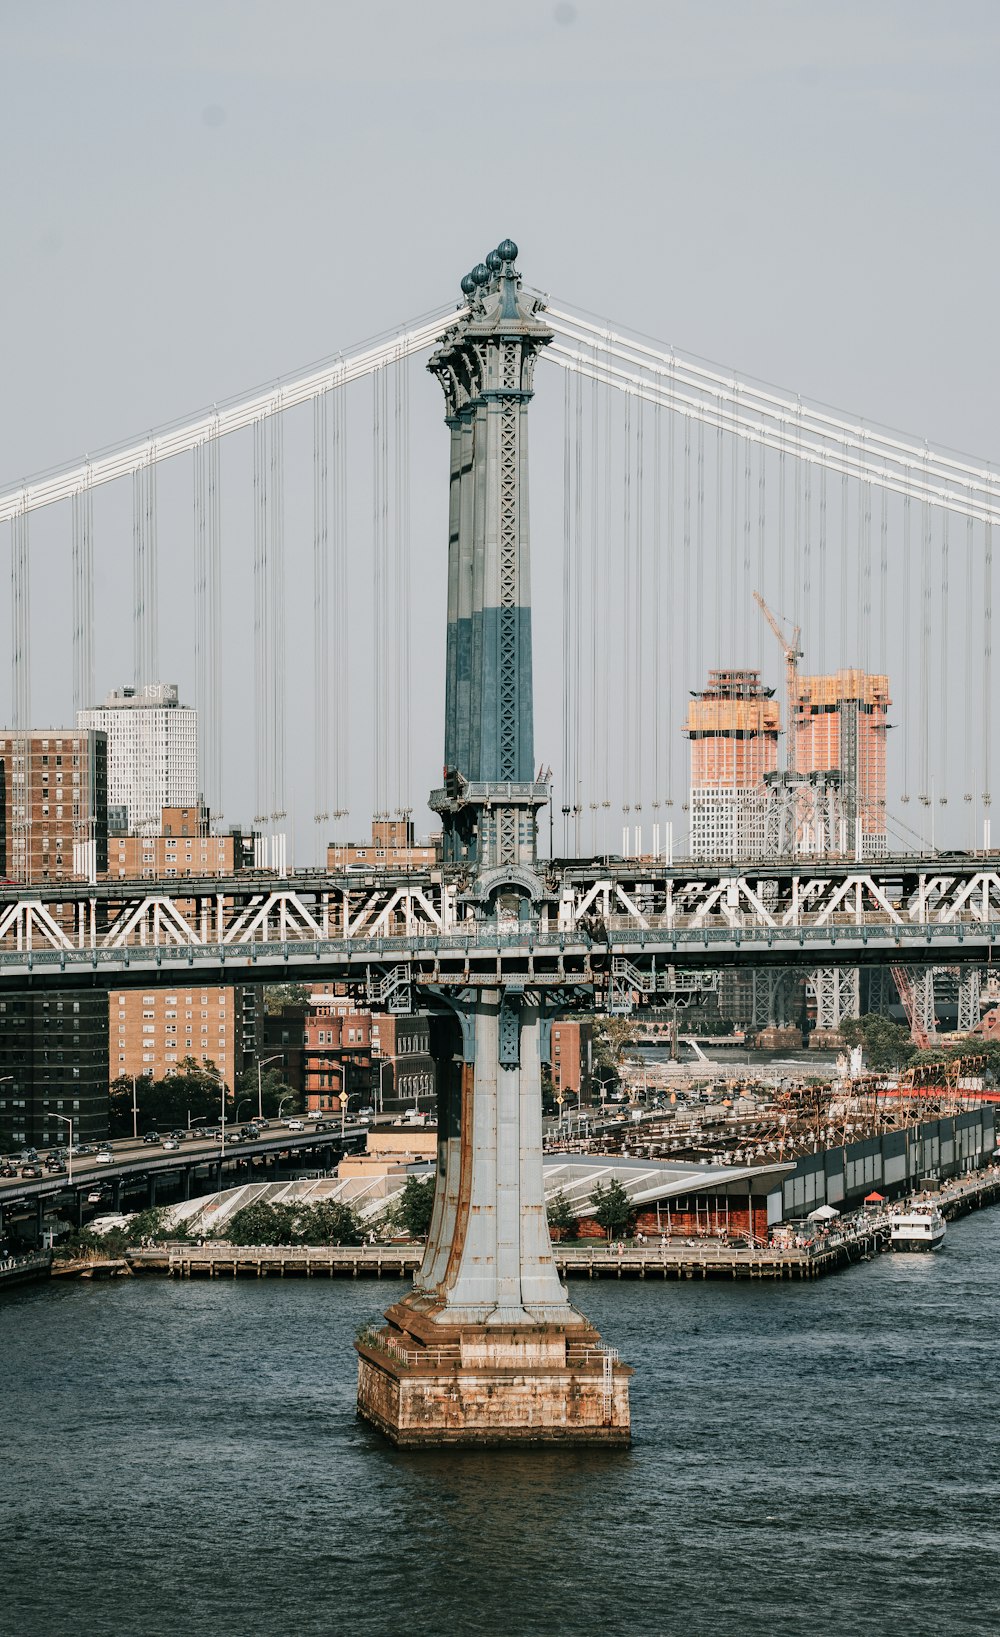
<box><xmin>77</xmin><ymin>683</ymin><xmax>198</xmax><ymax>835</ymax></box>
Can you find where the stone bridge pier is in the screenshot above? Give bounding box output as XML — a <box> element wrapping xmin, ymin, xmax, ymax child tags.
<box><xmin>356</xmin><ymin>987</ymin><xmax>631</xmax><ymax>1445</ymax></box>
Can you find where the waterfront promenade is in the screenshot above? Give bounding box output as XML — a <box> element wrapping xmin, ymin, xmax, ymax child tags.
<box><xmin>118</xmin><ymin>1163</ymin><xmax>1000</xmax><ymax>1283</ymax></box>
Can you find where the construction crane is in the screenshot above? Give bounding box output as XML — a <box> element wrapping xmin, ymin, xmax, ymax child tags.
<box><xmin>754</xmin><ymin>591</ymin><xmax>803</xmax><ymax>773</ymax></box>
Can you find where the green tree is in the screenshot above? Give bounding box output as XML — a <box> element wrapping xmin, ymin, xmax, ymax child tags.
<box><xmin>840</xmin><ymin>1014</ymin><xmax>916</xmax><ymax>1071</ymax></box>
<box><xmin>263</xmin><ymin>983</ymin><xmax>310</xmax><ymax>1014</ymax></box>
<box><xmin>226</xmin><ymin>1199</ymin><xmax>364</xmax><ymax>1247</ymax></box>
<box><xmin>303</xmin><ymin>1200</ymin><xmax>365</xmax><ymax>1245</ymax></box>
<box><xmin>236</xmin><ymin>1062</ymin><xmax>300</xmax><ymax>1118</ymax></box>
<box><xmin>390</xmin><ymin>1176</ymin><xmax>435</xmax><ymax>1239</ymax></box>
<box><xmin>591</xmin><ymin>1178</ymin><xmax>633</xmax><ymax>1240</ymax></box>
<box><xmin>227</xmin><ymin>1201</ymin><xmax>298</xmax><ymax>1245</ymax></box>
<box><xmin>110</xmin><ymin>1058</ymin><xmax>229</xmax><ymax>1136</ymax></box>
<box><xmin>546</xmin><ymin>1189</ymin><xmax>576</xmax><ymax>1240</ymax></box>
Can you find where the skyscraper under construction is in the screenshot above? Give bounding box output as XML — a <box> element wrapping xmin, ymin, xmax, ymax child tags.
<box><xmin>794</xmin><ymin>670</ymin><xmax>890</xmax><ymax>857</ymax></box>
<box><xmin>684</xmin><ymin>669</ymin><xmax>779</xmax><ymax>859</ymax></box>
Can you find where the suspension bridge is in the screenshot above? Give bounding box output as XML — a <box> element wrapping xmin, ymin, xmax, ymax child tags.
<box><xmin>3</xmin><ymin>241</ymin><xmax>999</xmax><ymax>1441</ymax></box>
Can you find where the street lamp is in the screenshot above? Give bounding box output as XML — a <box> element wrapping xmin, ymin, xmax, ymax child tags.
<box><xmin>256</xmin><ymin>1054</ymin><xmax>283</xmax><ymax>1121</ymax></box>
<box><xmin>235</xmin><ymin>1099</ymin><xmax>252</xmax><ymax>1125</ymax></box>
<box><xmin>50</xmin><ymin>1112</ymin><xmax>74</xmax><ymax>1188</ymax></box>
<box><xmin>278</xmin><ymin>1094</ymin><xmax>294</xmax><ymax>1122</ymax></box>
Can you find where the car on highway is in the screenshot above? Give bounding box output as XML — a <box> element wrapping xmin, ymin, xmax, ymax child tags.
<box><xmin>142</xmin><ymin>1132</ymin><xmax>160</xmax><ymax>1145</ymax></box>
<box><xmin>20</xmin><ymin>1164</ymin><xmax>42</xmax><ymax>1178</ymax></box>
<box><xmin>189</xmin><ymin>1126</ymin><xmax>208</xmax><ymax>1139</ymax></box>
<box><xmin>286</xmin><ymin>1119</ymin><xmax>305</xmax><ymax>1131</ymax></box>
<box><xmin>72</xmin><ymin>1144</ymin><xmax>95</xmax><ymax>1157</ymax></box>
<box><xmin>46</xmin><ymin>1159</ymin><xmax>66</xmax><ymax>1174</ymax></box>
<box><xmin>94</xmin><ymin>1150</ymin><xmax>114</xmax><ymax>1165</ymax></box>
<box><xmin>170</xmin><ymin>1129</ymin><xmax>189</xmax><ymax>1142</ymax></box>
<box><xmin>0</xmin><ymin>1163</ymin><xmax>17</xmax><ymax>1178</ymax></box>
<box><xmin>254</xmin><ymin>1119</ymin><xmax>269</xmax><ymax>1130</ymax></box>
<box><xmin>161</xmin><ymin>1139</ymin><xmax>180</xmax><ymax>1152</ymax></box>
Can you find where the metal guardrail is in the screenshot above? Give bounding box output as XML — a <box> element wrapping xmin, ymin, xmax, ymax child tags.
<box><xmin>1</xmin><ymin>917</ymin><xmax>997</xmax><ymax>977</ymax></box>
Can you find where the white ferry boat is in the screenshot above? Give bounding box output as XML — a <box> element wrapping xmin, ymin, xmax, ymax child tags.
<box><xmin>890</xmin><ymin>1204</ymin><xmax>946</xmax><ymax>1253</ymax></box>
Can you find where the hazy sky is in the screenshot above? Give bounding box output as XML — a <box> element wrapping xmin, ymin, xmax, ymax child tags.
<box><xmin>2</xmin><ymin>1</ymin><xmax>999</xmax><ymax>857</ymax></box>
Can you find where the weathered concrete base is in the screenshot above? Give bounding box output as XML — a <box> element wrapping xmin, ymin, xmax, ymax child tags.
<box><xmin>755</xmin><ymin>1025</ymin><xmax>804</xmax><ymax>1050</ymax></box>
<box><xmin>809</xmin><ymin>1027</ymin><xmax>845</xmax><ymax>1050</ymax></box>
<box><xmin>356</xmin><ymin>1300</ymin><xmax>632</xmax><ymax>1447</ymax></box>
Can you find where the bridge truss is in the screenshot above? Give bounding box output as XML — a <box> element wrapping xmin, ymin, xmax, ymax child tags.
<box><xmin>2</xmin><ymin>857</ymin><xmax>999</xmax><ymax>1000</ymax></box>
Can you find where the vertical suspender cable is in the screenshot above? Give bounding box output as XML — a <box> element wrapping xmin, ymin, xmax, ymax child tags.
<box><xmin>588</xmin><ymin>361</ymin><xmax>600</xmax><ymax>848</ymax></box>
<box><xmin>573</xmin><ymin>367</ymin><xmax>584</xmax><ymax>850</ymax></box>
<box><xmin>983</xmin><ymin>510</ymin><xmax>993</xmax><ymax>837</ymax></box>
<box><xmin>901</xmin><ymin>495</ymin><xmax>911</xmax><ymax>804</ymax></box>
<box><xmin>920</xmin><ymin>488</ymin><xmax>931</xmax><ymax>818</ymax></box>
<box><xmin>132</xmin><ymin>469</ymin><xmax>143</xmax><ymax>690</ymax></box>
<box><xmin>601</xmin><ymin>365</ymin><xmax>612</xmax><ymax>848</ymax></box>
<box><xmin>695</xmin><ymin>420</ymin><xmax>705</xmax><ymax>689</ymax></box>
<box><xmin>652</xmin><ymin>398</ymin><xmax>662</xmax><ymax>826</ymax></box>
<box><xmin>397</xmin><ymin>352</ymin><xmax>412</xmax><ymax>826</ymax></box>
<box><xmin>253</xmin><ymin>418</ymin><xmax>267</xmax><ymax>834</ymax></box>
<box><xmin>817</xmin><ymin>467</ymin><xmax>827</xmax><ymax>674</ymax></box>
<box><xmin>208</xmin><ymin>428</ymin><xmax>222</xmax><ymax>824</ymax></box>
<box><xmin>633</xmin><ymin>395</ymin><xmax>644</xmax><ymax>824</ymax></box>
<box><xmin>193</xmin><ymin>442</ymin><xmax>207</xmax><ymax>805</ymax></box>
<box><xmin>270</xmin><ymin>412</ymin><xmax>286</xmax><ymax>853</ymax></box>
<box><xmin>71</xmin><ymin>482</ymin><xmax>95</xmax><ymax>712</ymax></box>
<box><xmin>665</xmin><ymin>394</ymin><xmax>676</xmax><ymax>815</ymax></box>
<box><xmin>939</xmin><ymin>507</ymin><xmax>950</xmax><ymax>833</ymax></box>
<box><xmin>964</xmin><ymin>507</ymin><xmax>974</xmax><ymax>829</ymax></box>
<box><xmin>333</xmin><ymin>379</ymin><xmax>348</xmax><ymax>821</ymax></box>
<box><xmin>313</xmin><ymin>390</ymin><xmax>330</xmax><ymax>844</ymax></box>
<box><xmin>714</xmin><ymin>421</ymin><xmax>723</xmax><ymax>669</ymax></box>
<box><xmin>11</xmin><ymin>511</ymin><xmax>30</xmax><ymax>729</ymax></box>
<box><xmin>757</xmin><ymin>440</ymin><xmax>766</xmax><ymax>670</ymax></box>
<box><xmin>621</xmin><ymin>391</ymin><xmax>632</xmax><ymax>841</ymax></box>
<box><xmin>372</xmin><ymin>371</ymin><xmax>382</xmax><ymax>824</ymax></box>
<box><xmin>561</xmin><ymin>369</ymin><xmax>572</xmax><ymax>853</ymax></box>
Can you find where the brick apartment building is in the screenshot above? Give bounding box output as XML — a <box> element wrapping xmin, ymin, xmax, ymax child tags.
<box><xmin>109</xmin><ymin>982</ymin><xmax>262</xmax><ymax>1087</ymax></box>
<box><xmin>105</xmin><ymin>804</ymin><xmax>257</xmax><ymax>879</ymax></box>
<box><xmin>0</xmin><ymin>728</ymin><xmax>108</xmax><ymax>885</ymax></box>
<box><xmin>301</xmin><ymin>987</ymin><xmax>436</xmax><ymax>1114</ymax></box>
<box><xmin>327</xmin><ymin>818</ymin><xmax>440</xmax><ymax>872</ymax></box>
<box><xmin>549</xmin><ymin>1019</ymin><xmax>595</xmax><ymax>1105</ymax></box>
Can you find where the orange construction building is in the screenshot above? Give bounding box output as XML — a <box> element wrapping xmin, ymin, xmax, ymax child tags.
<box><xmin>794</xmin><ymin>671</ymin><xmax>890</xmax><ymax>856</ymax></box>
<box><xmin>684</xmin><ymin>670</ymin><xmax>780</xmax><ymax>859</ymax></box>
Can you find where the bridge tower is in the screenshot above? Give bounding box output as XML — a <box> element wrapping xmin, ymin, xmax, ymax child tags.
<box><xmin>356</xmin><ymin>244</ymin><xmax>631</xmax><ymax>1446</ymax></box>
<box><xmin>427</xmin><ymin>239</ymin><xmax>551</xmax><ymax>871</ymax></box>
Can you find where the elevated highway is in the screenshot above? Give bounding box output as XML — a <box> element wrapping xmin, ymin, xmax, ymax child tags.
<box><xmin>0</xmin><ymin>1123</ymin><xmax>361</xmax><ymax>1240</ymax></box>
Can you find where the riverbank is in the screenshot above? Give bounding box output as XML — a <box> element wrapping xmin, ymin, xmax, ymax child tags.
<box><xmin>20</xmin><ymin>1163</ymin><xmax>1000</xmax><ymax>1289</ymax></box>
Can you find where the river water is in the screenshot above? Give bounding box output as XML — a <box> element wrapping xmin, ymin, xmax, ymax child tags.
<box><xmin>3</xmin><ymin>1214</ymin><xmax>999</xmax><ymax>1637</ymax></box>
